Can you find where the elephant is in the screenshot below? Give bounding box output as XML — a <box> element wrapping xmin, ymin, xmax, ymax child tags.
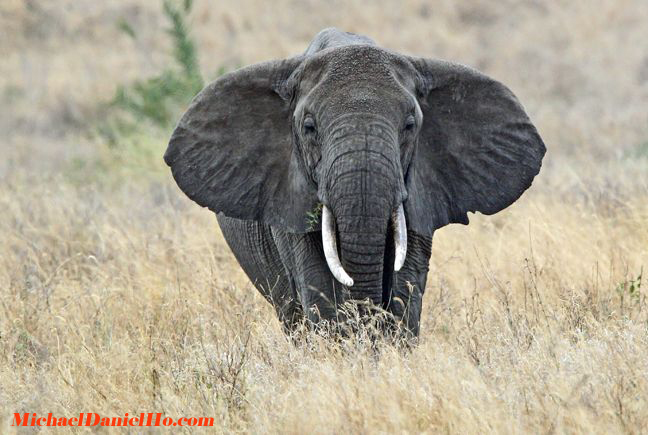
<box><xmin>164</xmin><ymin>28</ymin><xmax>546</xmax><ymax>338</ymax></box>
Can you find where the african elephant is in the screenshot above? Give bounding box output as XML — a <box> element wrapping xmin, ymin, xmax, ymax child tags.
<box><xmin>164</xmin><ymin>28</ymin><xmax>545</xmax><ymax>338</ymax></box>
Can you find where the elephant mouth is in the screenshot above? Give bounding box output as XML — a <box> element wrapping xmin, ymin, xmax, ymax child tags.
<box><xmin>321</xmin><ymin>203</ymin><xmax>407</xmax><ymax>287</ymax></box>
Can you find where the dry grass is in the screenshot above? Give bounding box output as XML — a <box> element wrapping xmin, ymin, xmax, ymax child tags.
<box><xmin>1</xmin><ymin>0</ymin><xmax>648</xmax><ymax>433</ymax></box>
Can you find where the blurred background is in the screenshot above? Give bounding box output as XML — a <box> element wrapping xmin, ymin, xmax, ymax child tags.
<box><xmin>1</xmin><ymin>1</ymin><xmax>647</xmax><ymax>432</ymax></box>
<box><xmin>2</xmin><ymin>0</ymin><xmax>647</xmax><ymax>177</ymax></box>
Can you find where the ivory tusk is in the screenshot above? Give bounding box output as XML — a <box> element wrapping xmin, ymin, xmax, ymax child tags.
<box><xmin>321</xmin><ymin>205</ymin><xmax>354</xmax><ymax>287</ymax></box>
<box><xmin>393</xmin><ymin>203</ymin><xmax>407</xmax><ymax>271</ymax></box>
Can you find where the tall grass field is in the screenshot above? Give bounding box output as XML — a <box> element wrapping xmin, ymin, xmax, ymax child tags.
<box><xmin>1</xmin><ymin>1</ymin><xmax>647</xmax><ymax>432</ymax></box>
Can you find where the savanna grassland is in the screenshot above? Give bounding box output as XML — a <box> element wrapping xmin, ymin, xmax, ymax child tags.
<box><xmin>1</xmin><ymin>1</ymin><xmax>648</xmax><ymax>433</ymax></box>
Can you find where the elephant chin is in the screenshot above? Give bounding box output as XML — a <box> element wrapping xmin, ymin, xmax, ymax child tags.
<box><xmin>321</xmin><ymin>204</ymin><xmax>407</xmax><ymax>289</ymax></box>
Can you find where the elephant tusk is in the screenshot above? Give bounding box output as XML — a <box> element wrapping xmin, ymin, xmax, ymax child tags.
<box><xmin>393</xmin><ymin>203</ymin><xmax>407</xmax><ymax>271</ymax></box>
<box><xmin>322</xmin><ymin>205</ymin><xmax>354</xmax><ymax>287</ymax></box>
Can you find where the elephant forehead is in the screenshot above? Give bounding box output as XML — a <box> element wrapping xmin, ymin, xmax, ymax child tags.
<box><xmin>303</xmin><ymin>45</ymin><xmax>402</xmax><ymax>85</ymax></box>
<box><xmin>299</xmin><ymin>46</ymin><xmax>418</xmax><ymax>124</ymax></box>
<box><xmin>332</xmin><ymin>47</ymin><xmax>392</xmax><ymax>72</ymax></box>
<box><xmin>328</xmin><ymin>86</ymin><xmax>404</xmax><ymax>114</ymax></box>
<box><xmin>314</xmin><ymin>81</ymin><xmax>414</xmax><ymax>126</ymax></box>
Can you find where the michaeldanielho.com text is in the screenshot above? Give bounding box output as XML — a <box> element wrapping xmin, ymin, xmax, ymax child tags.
<box><xmin>13</xmin><ymin>413</ymin><xmax>214</xmax><ymax>427</ymax></box>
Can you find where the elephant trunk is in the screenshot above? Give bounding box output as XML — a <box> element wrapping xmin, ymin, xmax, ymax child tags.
<box><xmin>322</xmin><ymin>205</ymin><xmax>407</xmax><ymax>289</ymax></box>
<box><xmin>320</xmin><ymin>128</ymin><xmax>407</xmax><ymax>306</ymax></box>
<box><xmin>336</xmin><ymin>210</ymin><xmax>389</xmax><ymax>305</ymax></box>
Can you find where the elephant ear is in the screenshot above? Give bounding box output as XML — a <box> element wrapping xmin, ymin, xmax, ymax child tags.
<box><xmin>164</xmin><ymin>56</ymin><xmax>319</xmax><ymax>232</ymax></box>
<box><xmin>404</xmin><ymin>57</ymin><xmax>546</xmax><ymax>236</ymax></box>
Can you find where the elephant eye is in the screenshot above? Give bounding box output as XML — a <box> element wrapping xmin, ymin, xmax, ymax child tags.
<box><xmin>303</xmin><ymin>115</ymin><xmax>317</xmax><ymax>134</ymax></box>
<box><xmin>404</xmin><ymin>115</ymin><xmax>416</xmax><ymax>131</ymax></box>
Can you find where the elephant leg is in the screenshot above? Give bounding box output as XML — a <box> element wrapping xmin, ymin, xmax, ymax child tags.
<box><xmin>216</xmin><ymin>214</ymin><xmax>303</xmax><ymax>333</ymax></box>
<box><xmin>386</xmin><ymin>231</ymin><xmax>433</xmax><ymax>338</ymax></box>
<box><xmin>271</xmin><ymin>229</ymin><xmax>349</xmax><ymax>327</ymax></box>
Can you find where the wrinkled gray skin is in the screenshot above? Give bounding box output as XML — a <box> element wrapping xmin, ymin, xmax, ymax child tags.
<box><xmin>164</xmin><ymin>28</ymin><xmax>546</xmax><ymax>338</ymax></box>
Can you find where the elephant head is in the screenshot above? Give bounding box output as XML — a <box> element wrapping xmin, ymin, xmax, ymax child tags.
<box><xmin>164</xmin><ymin>41</ymin><xmax>545</xmax><ymax>308</ymax></box>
